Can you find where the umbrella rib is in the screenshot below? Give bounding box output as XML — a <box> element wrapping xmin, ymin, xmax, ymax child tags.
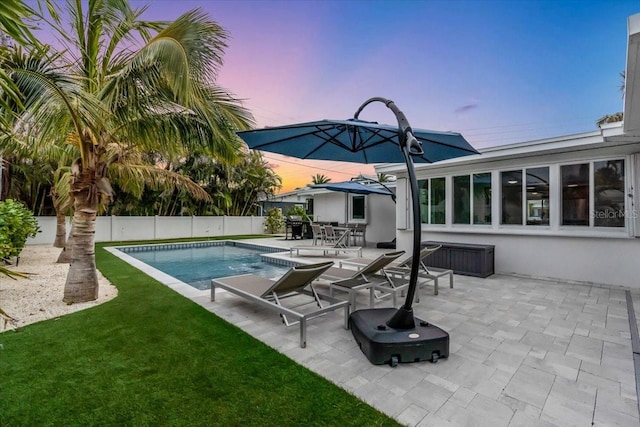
<box><xmin>416</xmin><ymin>136</ymin><xmax>479</xmax><ymax>154</ymax></box>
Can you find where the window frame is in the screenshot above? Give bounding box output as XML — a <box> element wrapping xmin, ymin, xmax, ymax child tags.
<box><xmin>450</xmin><ymin>172</ymin><xmax>492</xmax><ymax>226</ymax></box>
<box><xmin>349</xmin><ymin>194</ymin><xmax>367</xmax><ymax>223</ymax></box>
<box><xmin>418</xmin><ymin>177</ymin><xmax>447</xmax><ymax>225</ymax></box>
<box><xmin>558</xmin><ymin>158</ymin><xmax>627</xmax><ymax>229</ymax></box>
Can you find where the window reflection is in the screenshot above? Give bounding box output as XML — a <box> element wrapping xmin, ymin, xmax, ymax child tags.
<box><xmin>473</xmin><ymin>173</ymin><xmax>491</xmax><ymax>224</ymax></box>
<box><xmin>453</xmin><ymin>175</ymin><xmax>471</xmax><ymax>224</ymax></box>
<box><xmin>418</xmin><ymin>179</ymin><xmax>429</xmax><ymax>224</ymax></box>
<box><xmin>352</xmin><ymin>195</ymin><xmax>365</xmax><ymax>220</ymax></box>
<box><xmin>594</xmin><ymin>160</ymin><xmax>625</xmax><ymax>227</ymax></box>
<box><xmin>501</xmin><ymin>170</ymin><xmax>522</xmax><ymax>225</ymax></box>
<box><xmin>526</xmin><ymin>167</ymin><xmax>549</xmax><ymax>225</ymax></box>
<box><xmin>430</xmin><ymin>177</ymin><xmax>446</xmax><ymax>224</ymax></box>
<box><xmin>418</xmin><ymin>178</ymin><xmax>446</xmax><ymax>224</ymax></box>
<box><xmin>561</xmin><ymin>164</ymin><xmax>589</xmax><ymax>226</ymax></box>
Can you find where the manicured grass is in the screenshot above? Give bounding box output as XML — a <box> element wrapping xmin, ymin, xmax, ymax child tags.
<box><xmin>0</xmin><ymin>238</ymin><xmax>399</xmax><ymax>426</ymax></box>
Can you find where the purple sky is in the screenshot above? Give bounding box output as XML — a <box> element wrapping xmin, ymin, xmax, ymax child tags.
<box><xmin>44</xmin><ymin>1</ymin><xmax>640</xmax><ymax>191</ymax></box>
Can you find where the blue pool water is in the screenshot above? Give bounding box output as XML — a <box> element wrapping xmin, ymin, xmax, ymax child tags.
<box><xmin>124</xmin><ymin>243</ymin><xmax>290</xmax><ymax>290</ymax></box>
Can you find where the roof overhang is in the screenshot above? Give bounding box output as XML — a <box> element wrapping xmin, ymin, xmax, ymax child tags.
<box><xmin>624</xmin><ymin>13</ymin><xmax>640</xmax><ymax>133</ymax></box>
<box><xmin>377</xmin><ymin>123</ymin><xmax>640</xmax><ymax>176</ymax></box>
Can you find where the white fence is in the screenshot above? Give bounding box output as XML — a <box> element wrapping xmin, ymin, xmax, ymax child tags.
<box><xmin>28</xmin><ymin>216</ymin><xmax>266</xmax><ymax>245</ymax></box>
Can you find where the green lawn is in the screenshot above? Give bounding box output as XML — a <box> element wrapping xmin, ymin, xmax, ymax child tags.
<box><xmin>0</xmin><ymin>238</ymin><xmax>399</xmax><ymax>426</ymax></box>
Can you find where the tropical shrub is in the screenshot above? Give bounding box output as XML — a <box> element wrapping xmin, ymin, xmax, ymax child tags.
<box><xmin>264</xmin><ymin>208</ymin><xmax>285</xmax><ymax>234</ymax></box>
<box><xmin>0</xmin><ymin>199</ymin><xmax>40</xmax><ymax>261</ymax></box>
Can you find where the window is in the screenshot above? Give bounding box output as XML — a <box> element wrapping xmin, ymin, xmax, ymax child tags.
<box><xmin>561</xmin><ymin>164</ymin><xmax>590</xmax><ymax>226</ymax></box>
<box><xmin>453</xmin><ymin>175</ymin><xmax>471</xmax><ymax>224</ymax></box>
<box><xmin>473</xmin><ymin>173</ymin><xmax>492</xmax><ymax>224</ymax></box>
<box><xmin>418</xmin><ymin>177</ymin><xmax>446</xmax><ymax>224</ymax></box>
<box><xmin>431</xmin><ymin>177</ymin><xmax>446</xmax><ymax>224</ymax></box>
<box><xmin>305</xmin><ymin>198</ymin><xmax>314</xmax><ymax>217</ymax></box>
<box><xmin>418</xmin><ymin>179</ymin><xmax>429</xmax><ymax>223</ymax></box>
<box><xmin>417</xmin><ymin>158</ymin><xmax>626</xmax><ymax>231</ymax></box>
<box><xmin>594</xmin><ymin>160</ymin><xmax>625</xmax><ymax>227</ymax></box>
<box><xmin>561</xmin><ymin>160</ymin><xmax>626</xmax><ymax>227</ymax></box>
<box><xmin>351</xmin><ymin>195</ymin><xmax>365</xmax><ymax>220</ymax></box>
<box><xmin>500</xmin><ymin>168</ymin><xmax>549</xmax><ymax>226</ymax></box>
<box><xmin>452</xmin><ymin>173</ymin><xmax>491</xmax><ymax>225</ymax></box>
<box><xmin>526</xmin><ymin>167</ymin><xmax>549</xmax><ymax>225</ymax></box>
<box><xmin>501</xmin><ymin>170</ymin><xmax>522</xmax><ymax>225</ymax></box>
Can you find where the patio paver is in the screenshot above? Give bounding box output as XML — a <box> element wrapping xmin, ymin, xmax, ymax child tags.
<box><xmin>113</xmin><ymin>236</ymin><xmax>640</xmax><ymax>426</ymax></box>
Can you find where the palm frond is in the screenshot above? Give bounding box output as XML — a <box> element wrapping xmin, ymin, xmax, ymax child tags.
<box><xmin>108</xmin><ymin>162</ymin><xmax>210</xmax><ymax>201</ymax></box>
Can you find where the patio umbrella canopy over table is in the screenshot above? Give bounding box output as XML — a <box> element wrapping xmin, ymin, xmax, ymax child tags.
<box><xmin>311</xmin><ymin>180</ymin><xmax>394</xmax><ymax>197</ymax></box>
<box><xmin>237</xmin><ymin>97</ymin><xmax>478</xmax><ymax>366</ymax></box>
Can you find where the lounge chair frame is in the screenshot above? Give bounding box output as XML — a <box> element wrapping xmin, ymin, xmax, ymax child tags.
<box><xmin>321</xmin><ymin>251</ymin><xmax>407</xmax><ymax>312</ymax></box>
<box><xmin>211</xmin><ymin>262</ymin><xmax>350</xmax><ymax>348</ymax></box>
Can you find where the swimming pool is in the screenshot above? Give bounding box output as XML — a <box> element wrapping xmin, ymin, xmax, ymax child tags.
<box><xmin>120</xmin><ymin>241</ymin><xmax>292</xmax><ymax>290</ymax></box>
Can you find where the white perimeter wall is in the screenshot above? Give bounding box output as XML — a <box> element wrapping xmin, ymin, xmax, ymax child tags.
<box><xmin>395</xmin><ymin>229</ymin><xmax>640</xmax><ymax>289</ymax></box>
<box><xmin>29</xmin><ymin>216</ymin><xmax>266</xmax><ymax>245</ymax></box>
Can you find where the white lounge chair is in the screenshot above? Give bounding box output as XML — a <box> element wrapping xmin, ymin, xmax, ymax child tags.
<box><xmin>289</xmin><ymin>231</ymin><xmax>362</xmax><ymax>257</ymax></box>
<box><xmin>211</xmin><ymin>261</ymin><xmax>349</xmax><ymax>348</ymax></box>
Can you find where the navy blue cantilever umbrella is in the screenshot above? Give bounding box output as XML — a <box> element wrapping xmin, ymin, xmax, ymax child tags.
<box><xmin>238</xmin><ymin>118</ymin><xmax>477</xmax><ymax>164</ymax></box>
<box><xmin>237</xmin><ymin>97</ymin><xmax>479</xmax><ymax>366</ymax></box>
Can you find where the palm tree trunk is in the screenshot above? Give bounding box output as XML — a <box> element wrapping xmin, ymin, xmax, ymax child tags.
<box><xmin>56</xmin><ymin>220</ymin><xmax>74</xmax><ymax>263</ymax></box>
<box><xmin>63</xmin><ymin>175</ymin><xmax>99</xmax><ymax>303</ymax></box>
<box><xmin>53</xmin><ymin>211</ymin><xmax>66</xmax><ymax>248</ymax></box>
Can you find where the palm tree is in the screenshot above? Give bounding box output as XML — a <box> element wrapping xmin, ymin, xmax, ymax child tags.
<box><xmin>377</xmin><ymin>172</ymin><xmax>393</xmax><ymax>183</ymax></box>
<box><xmin>311</xmin><ymin>173</ymin><xmax>331</xmax><ymax>185</ymax></box>
<box><xmin>6</xmin><ymin>1</ymin><xmax>254</xmax><ymax>302</ymax></box>
<box><xmin>0</xmin><ymin>0</ymin><xmax>39</xmax><ymax>119</ymax></box>
<box><xmin>596</xmin><ymin>71</ymin><xmax>626</xmax><ymax>126</ymax></box>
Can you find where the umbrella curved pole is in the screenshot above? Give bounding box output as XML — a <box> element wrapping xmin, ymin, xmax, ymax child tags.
<box><xmin>354</xmin><ymin>97</ymin><xmax>424</xmax><ymax>329</ymax></box>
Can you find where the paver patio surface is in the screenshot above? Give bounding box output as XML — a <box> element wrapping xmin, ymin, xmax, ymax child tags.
<box><xmin>112</xmin><ymin>237</ymin><xmax>640</xmax><ymax>426</ymax></box>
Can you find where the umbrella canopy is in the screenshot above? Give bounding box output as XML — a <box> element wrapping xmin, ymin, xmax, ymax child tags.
<box><xmin>311</xmin><ymin>181</ymin><xmax>394</xmax><ymax>196</ymax></box>
<box><xmin>236</xmin><ymin>97</ymin><xmax>479</xmax><ymax>335</ymax></box>
<box><xmin>237</xmin><ymin>119</ymin><xmax>478</xmax><ymax>164</ymax></box>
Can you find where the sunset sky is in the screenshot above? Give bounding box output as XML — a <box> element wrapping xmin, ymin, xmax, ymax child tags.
<box><xmin>40</xmin><ymin>0</ymin><xmax>640</xmax><ymax>192</ymax></box>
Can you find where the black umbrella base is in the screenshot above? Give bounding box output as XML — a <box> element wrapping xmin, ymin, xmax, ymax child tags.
<box><xmin>349</xmin><ymin>308</ymin><xmax>449</xmax><ymax>367</ymax></box>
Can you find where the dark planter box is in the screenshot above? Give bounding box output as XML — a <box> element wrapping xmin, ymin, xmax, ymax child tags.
<box><xmin>422</xmin><ymin>241</ymin><xmax>495</xmax><ymax>278</ymax></box>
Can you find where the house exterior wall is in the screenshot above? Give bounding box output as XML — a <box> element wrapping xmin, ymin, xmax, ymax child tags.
<box><xmin>382</xmin><ymin>127</ymin><xmax>640</xmax><ymax>288</ymax></box>
<box><xmin>366</xmin><ymin>194</ymin><xmax>396</xmax><ymax>245</ymax></box>
<box><xmin>395</xmin><ymin>229</ymin><xmax>640</xmax><ymax>288</ymax></box>
<box><xmin>311</xmin><ymin>193</ymin><xmax>345</xmax><ymax>223</ymax></box>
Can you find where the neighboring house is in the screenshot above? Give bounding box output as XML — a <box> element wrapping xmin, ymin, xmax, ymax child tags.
<box><xmin>258</xmin><ymin>189</ymin><xmax>310</xmax><ymax>216</ymax></box>
<box><xmin>293</xmin><ymin>183</ymin><xmax>397</xmax><ymax>245</ymax></box>
<box><xmin>376</xmin><ymin>14</ymin><xmax>640</xmax><ymax>289</ymax></box>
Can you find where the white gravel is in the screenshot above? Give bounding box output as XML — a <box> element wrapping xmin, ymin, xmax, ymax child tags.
<box><xmin>0</xmin><ymin>244</ymin><xmax>118</xmax><ymax>332</ymax></box>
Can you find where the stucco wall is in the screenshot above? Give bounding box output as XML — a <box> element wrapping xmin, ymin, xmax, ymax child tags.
<box><xmin>396</xmin><ymin>229</ymin><xmax>640</xmax><ymax>288</ymax></box>
<box><xmin>311</xmin><ymin>193</ymin><xmax>346</xmax><ymax>223</ymax></box>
